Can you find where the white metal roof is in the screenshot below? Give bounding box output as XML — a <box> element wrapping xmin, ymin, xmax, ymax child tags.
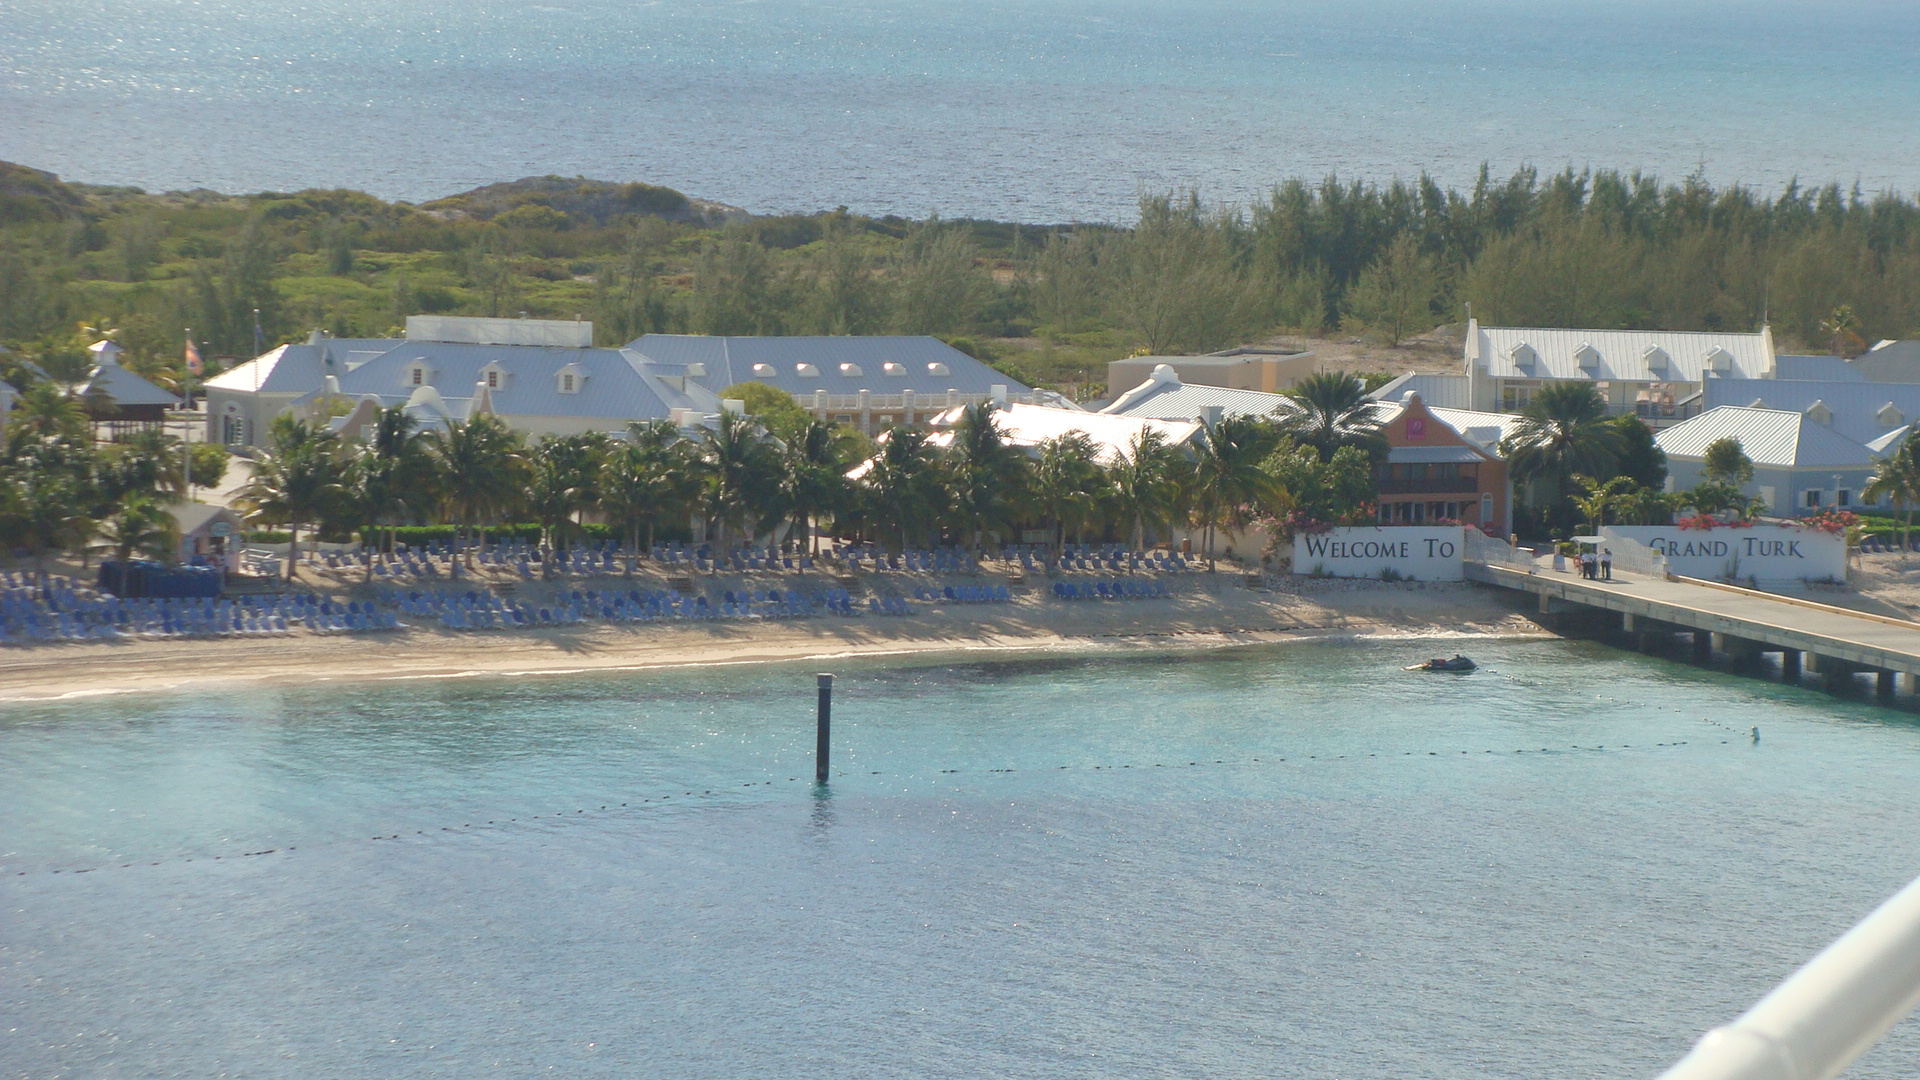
<box><xmin>1470</xmin><ymin>322</ymin><xmax>1774</xmax><ymax>382</ymax></box>
<box><xmin>927</xmin><ymin>402</ymin><xmax>1202</xmax><ymax>465</ymax></box>
<box><xmin>1868</xmin><ymin>426</ymin><xmax>1912</xmax><ymax>454</ymax></box>
<box><xmin>204</xmin><ymin>337</ymin><xmax>402</xmax><ymax>394</ymax></box>
<box><xmin>1366</xmin><ymin>372</ymin><xmax>1473</xmax><ymax>408</ymax></box>
<box><xmin>1701</xmin><ymin>378</ymin><xmax>1920</xmax><ymax>445</ymax></box>
<box><xmin>1100</xmin><ymin>373</ymin><xmax>1303</xmax><ymax>422</ymax></box>
<box><xmin>1654</xmin><ymin>406</ymin><xmax>1876</xmax><ymax>469</ymax></box>
<box><xmin>627</xmin><ymin>335</ymin><xmax>1029</xmax><ymax>398</ymax></box>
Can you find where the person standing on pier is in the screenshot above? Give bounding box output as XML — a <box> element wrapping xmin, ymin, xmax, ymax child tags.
<box><xmin>1601</xmin><ymin>548</ymin><xmax>1612</xmax><ymax>581</ymax></box>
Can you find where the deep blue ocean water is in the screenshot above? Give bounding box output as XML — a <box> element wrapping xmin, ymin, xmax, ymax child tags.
<box><xmin>5</xmin><ymin>637</ymin><xmax>1920</xmax><ymax>1078</ymax></box>
<box><xmin>3</xmin><ymin>0</ymin><xmax>1918</xmax><ymax>219</ymax></box>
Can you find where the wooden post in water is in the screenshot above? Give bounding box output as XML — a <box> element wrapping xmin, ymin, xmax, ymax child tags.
<box><xmin>815</xmin><ymin>673</ymin><xmax>833</xmax><ymax>785</ymax></box>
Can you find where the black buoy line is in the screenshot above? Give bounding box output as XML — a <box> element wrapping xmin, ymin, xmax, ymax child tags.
<box><xmin>12</xmin><ymin>742</ymin><xmax>1731</xmax><ymax>879</ymax></box>
<box><xmin>11</xmin><ymin>676</ymin><xmax>1753</xmax><ymax>878</ymax></box>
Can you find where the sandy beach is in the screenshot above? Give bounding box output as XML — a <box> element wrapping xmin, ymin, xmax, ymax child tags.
<box><xmin>0</xmin><ymin>576</ymin><xmax>1542</xmax><ymax>702</ymax></box>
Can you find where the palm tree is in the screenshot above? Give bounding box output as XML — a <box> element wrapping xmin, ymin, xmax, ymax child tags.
<box><xmin>1500</xmin><ymin>382</ymin><xmax>1624</xmax><ymax>534</ymax></box>
<box><xmin>236</xmin><ymin>419</ymin><xmax>352</xmax><ymax>581</ymax></box>
<box><xmin>1108</xmin><ymin>428</ymin><xmax>1189</xmax><ymax>553</ymax></box>
<box><xmin>430</xmin><ymin>415</ymin><xmax>528</xmax><ymax>579</ymax></box>
<box><xmin>627</xmin><ymin>420</ymin><xmax>704</xmax><ymax>557</ymax></box>
<box><xmin>943</xmin><ymin>402</ymin><xmax>1027</xmax><ymax>554</ymax></box>
<box><xmin>0</xmin><ymin>454</ymin><xmax>93</xmax><ymax>576</ymax></box>
<box><xmin>1189</xmin><ymin>415</ymin><xmax>1285</xmax><ymax>570</ymax></box>
<box><xmin>100</xmin><ymin>495</ymin><xmax>180</xmax><ymax>564</ymax></box>
<box><xmin>527</xmin><ymin>433</ymin><xmax>613</xmax><ymax>575</ymax></box>
<box><xmin>781</xmin><ymin>418</ymin><xmax>854</xmax><ymax>557</ymax></box>
<box><xmin>1570</xmin><ymin>474</ymin><xmax>1638</xmax><ymax>534</ymax></box>
<box><xmin>1867</xmin><ymin>434</ymin><xmax>1920</xmax><ymax>560</ymax></box>
<box><xmin>1029</xmin><ymin>433</ymin><xmax>1107</xmax><ymax>572</ymax></box>
<box><xmin>9</xmin><ymin>382</ymin><xmax>90</xmax><ymax>443</ymax></box>
<box><xmin>1278</xmin><ymin>371</ymin><xmax>1387</xmax><ymax>463</ymax></box>
<box><xmin>354</xmin><ymin>405</ymin><xmax>435</xmax><ymax>581</ymax></box>
<box><xmin>699</xmin><ymin>410</ymin><xmax>783</xmax><ymax>559</ymax></box>
<box><xmin>862</xmin><ymin>427</ymin><xmax>947</xmax><ymax>553</ymax></box>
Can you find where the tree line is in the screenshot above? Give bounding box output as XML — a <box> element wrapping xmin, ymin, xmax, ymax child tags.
<box><xmin>4</xmin><ymin>162</ymin><xmax>1919</xmax><ymax>399</ymax></box>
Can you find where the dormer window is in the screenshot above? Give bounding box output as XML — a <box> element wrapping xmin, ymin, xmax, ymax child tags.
<box><xmin>927</xmin><ymin>362</ymin><xmax>950</xmax><ymax>376</ymax></box>
<box><xmin>752</xmin><ymin>363</ymin><xmax>777</xmax><ymax>378</ymax></box>
<box><xmin>1879</xmin><ymin>403</ymin><xmax>1905</xmax><ymax>427</ymax></box>
<box><xmin>882</xmin><ymin>362</ymin><xmax>907</xmax><ymax>376</ymax></box>
<box><xmin>838</xmin><ymin>362</ymin><xmax>863</xmax><ymax>377</ymax></box>
<box><xmin>556</xmin><ymin>362</ymin><xmax>586</xmax><ymax>394</ymax></box>
<box><xmin>1643</xmin><ymin>345</ymin><xmax>1670</xmax><ymax>371</ymax></box>
<box><xmin>1705</xmin><ymin>346</ymin><xmax>1735</xmax><ymax>373</ymax></box>
<box><xmin>480</xmin><ymin>363</ymin><xmax>507</xmax><ymax>390</ymax></box>
<box><xmin>1806</xmin><ymin>400</ymin><xmax>1833</xmax><ymax>425</ymax></box>
<box><xmin>796</xmin><ymin>363</ymin><xmax>821</xmax><ymax>378</ymax></box>
<box><xmin>1507</xmin><ymin>343</ymin><xmax>1537</xmax><ymax>368</ymax></box>
<box><xmin>1574</xmin><ymin>343</ymin><xmax>1601</xmax><ymax>369</ymax></box>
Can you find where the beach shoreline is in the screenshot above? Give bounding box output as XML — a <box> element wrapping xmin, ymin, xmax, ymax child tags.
<box><xmin>0</xmin><ymin>580</ymin><xmax>1545</xmax><ymax>702</ymax></box>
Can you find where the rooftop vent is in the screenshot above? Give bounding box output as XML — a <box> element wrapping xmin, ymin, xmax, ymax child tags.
<box><xmin>1508</xmin><ymin>343</ymin><xmax>1537</xmax><ymax>368</ymax></box>
<box><xmin>1643</xmin><ymin>345</ymin><xmax>1670</xmax><ymax>371</ymax></box>
<box><xmin>926</xmin><ymin>362</ymin><xmax>950</xmax><ymax>376</ymax></box>
<box><xmin>1805</xmin><ymin>400</ymin><xmax>1833</xmax><ymax>425</ymax></box>
<box><xmin>1879</xmin><ymin>402</ymin><xmax>1905</xmax><ymax>428</ymax></box>
<box><xmin>752</xmin><ymin>363</ymin><xmax>777</xmax><ymax>378</ymax></box>
<box><xmin>796</xmin><ymin>363</ymin><xmax>821</xmax><ymax>378</ymax></box>
<box><xmin>839</xmin><ymin>362</ymin><xmax>863</xmax><ymax>377</ymax></box>
<box><xmin>1706</xmin><ymin>346</ymin><xmax>1735</xmax><ymax>373</ymax></box>
<box><xmin>1574</xmin><ymin>343</ymin><xmax>1601</xmax><ymax>369</ymax></box>
<box><xmin>882</xmin><ymin>362</ymin><xmax>907</xmax><ymax>376</ymax></box>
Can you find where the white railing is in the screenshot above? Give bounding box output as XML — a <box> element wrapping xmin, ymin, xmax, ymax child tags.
<box><xmin>1462</xmin><ymin>528</ymin><xmax>1536</xmax><ymax>571</ymax></box>
<box><xmin>1598</xmin><ymin>530</ymin><xmax>1672</xmax><ymax>578</ymax></box>
<box><xmin>1657</xmin><ymin>870</ymin><xmax>1920</xmax><ymax>1080</ymax></box>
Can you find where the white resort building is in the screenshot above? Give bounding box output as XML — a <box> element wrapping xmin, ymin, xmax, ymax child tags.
<box><xmin>1461</xmin><ymin>319</ymin><xmax>1777</xmax><ymax>426</ymax></box>
<box><xmin>207</xmin><ymin>320</ymin><xmax>1043</xmax><ymax>447</ymax></box>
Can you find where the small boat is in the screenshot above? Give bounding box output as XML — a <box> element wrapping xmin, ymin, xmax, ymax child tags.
<box><xmin>1406</xmin><ymin>655</ymin><xmax>1476</xmax><ymax>672</ymax></box>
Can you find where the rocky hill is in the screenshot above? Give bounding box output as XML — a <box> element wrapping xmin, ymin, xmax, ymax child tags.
<box><xmin>417</xmin><ymin>175</ymin><xmax>751</xmax><ymax>227</ymax></box>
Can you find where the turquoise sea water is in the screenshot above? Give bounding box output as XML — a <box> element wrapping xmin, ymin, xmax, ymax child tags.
<box><xmin>3</xmin><ymin>1</ymin><xmax>1918</xmax><ymax>219</ymax></box>
<box><xmin>5</xmin><ymin>637</ymin><xmax>1920</xmax><ymax>1078</ymax></box>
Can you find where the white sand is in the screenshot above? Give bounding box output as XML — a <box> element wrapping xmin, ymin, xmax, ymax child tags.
<box><xmin>0</xmin><ymin>574</ymin><xmax>1540</xmax><ymax>701</ymax></box>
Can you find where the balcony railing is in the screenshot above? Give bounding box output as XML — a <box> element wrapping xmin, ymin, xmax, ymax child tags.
<box><xmin>1378</xmin><ymin>477</ymin><xmax>1480</xmax><ymax>495</ymax></box>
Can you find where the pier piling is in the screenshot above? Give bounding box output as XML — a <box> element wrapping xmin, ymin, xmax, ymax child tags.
<box><xmin>816</xmin><ymin>673</ymin><xmax>833</xmax><ymax>786</ymax></box>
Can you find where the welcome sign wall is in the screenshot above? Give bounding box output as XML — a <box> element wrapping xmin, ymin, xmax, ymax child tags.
<box><xmin>1293</xmin><ymin>526</ymin><xmax>1466</xmax><ymax>581</ymax></box>
<box><xmin>1600</xmin><ymin>525</ymin><xmax>1845</xmax><ymax>583</ymax></box>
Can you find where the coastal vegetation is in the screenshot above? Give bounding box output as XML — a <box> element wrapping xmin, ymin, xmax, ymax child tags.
<box><xmin>4</xmin><ymin>161</ymin><xmax>1920</xmax><ymax>401</ymax></box>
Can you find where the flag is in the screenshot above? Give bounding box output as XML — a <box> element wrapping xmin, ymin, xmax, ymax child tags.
<box><xmin>185</xmin><ymin>336</ymin><xmax>203</xmax><ymax>376</ymax></box>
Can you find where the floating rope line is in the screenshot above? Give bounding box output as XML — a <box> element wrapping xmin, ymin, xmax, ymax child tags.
<box><xmin>7</xmin><ymin>736</ymin><xmax>1733</xmax><ymax>878</ymax></box>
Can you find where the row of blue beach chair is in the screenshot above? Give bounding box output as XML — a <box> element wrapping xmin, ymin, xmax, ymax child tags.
<box><xmin>1052</xmin><ymin>579</ymin><xmax>1174</xmax><ymax>601</ymax></box>
<box><xmin>910</xmin><ymin>585</ymin><xmax>1012</xmax><ymax>603</ymax></box>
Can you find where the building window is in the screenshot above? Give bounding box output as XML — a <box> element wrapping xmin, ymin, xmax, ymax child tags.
<box><xmin>1837</xmin><ymin>489</ymin><xmax>1852</xmax><ymax>507</ymax></box>
<box><xmin>486</xmin><ymin>370</ymin><xmax>500</xmax><ymax>389</ymax></box>
<box><xmin>410</xmin><ymin>367</ymin><xmax>424</xmax><ymax>386</ymax></box>
<box><xmin>1804</xmin><ymin>490</ymin><xmax>1822</xmax><ymax>509</ymax></box>
<box><xmin>563</xmin><ymin>374</ymin><xmax>575</xmax><ymax>393</ymax></box>
<box><xmin>222</xmin><ymin>413</ymin><xmax>245</xmax><ymax>445</ymax></box>
<box><xmin>834</xmin><ymin>414</ymin><xmax>853</xmax><ymax>424</ymax></box>
<box><xmin>1500</xmin><ymin>381</ymin><xmax>1537</xmax><ymax>411</ymax></box>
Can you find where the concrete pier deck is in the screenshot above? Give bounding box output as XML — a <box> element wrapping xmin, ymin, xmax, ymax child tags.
<box><xmin>1466</xmin><ymin>561</ymin><xmax>1920</xmax><ymax>688</ymax></box>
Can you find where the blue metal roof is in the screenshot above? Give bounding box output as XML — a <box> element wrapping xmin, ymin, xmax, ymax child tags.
<box><xmin>627</xmin><ymin>335</ymin><xmax>1029</xmax><ymax>397</ymax></box>
<box><xmin>315</xmin><ymin>341</ymin><xmax>702</xmax><ymax>424</ymax></box>
<box><xmin>1701</xmin><ymin>378</ymin><xmax>1920</xmax><ymax>445</ymax></box>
